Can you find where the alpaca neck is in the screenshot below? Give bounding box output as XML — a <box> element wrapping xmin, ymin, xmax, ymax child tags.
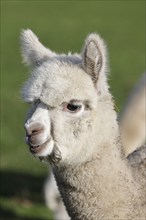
<box><xmin>53</xmin><ymin>143</ymin><xmax>135</xmax><ymax>220</ymax></box>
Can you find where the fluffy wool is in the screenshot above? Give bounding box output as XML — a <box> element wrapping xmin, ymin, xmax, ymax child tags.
<box><xmin>21</xmin><ymin>29</ymin><xmax>146</xmax><ymax>219</ymax></box>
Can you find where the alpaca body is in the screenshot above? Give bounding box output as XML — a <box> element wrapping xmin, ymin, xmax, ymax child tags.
<box><xmin>21</xmin><ymin>29</ymin><xmax>146</xmax><ymax>219</ymax></box>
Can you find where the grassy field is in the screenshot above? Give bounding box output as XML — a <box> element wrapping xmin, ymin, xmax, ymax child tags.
<box><xmin>1</xmin><ymin>1</ymin><xmax>145</xmax><ymax>219</ymax></box>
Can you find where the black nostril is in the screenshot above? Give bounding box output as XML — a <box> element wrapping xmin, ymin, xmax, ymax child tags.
<box><xmin>31</xmin><ymin>129</ymin><xmax>42</xmax><ymax>136</ymax></box>
<box><xmin>25</xmin><ymin>123</ymin><xmax>44</xmax><ymax>137</ymax></box>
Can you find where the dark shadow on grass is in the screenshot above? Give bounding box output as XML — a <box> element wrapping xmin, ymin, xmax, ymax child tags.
<box><xmin>0</xmin><ymin>170</ymin><xmax>51</xmax><ymax>219</ymax></box>
<box><xmin>0</xmin><ymin>170</ymin><xmax>46</xmax><ymax>203</ymax></box>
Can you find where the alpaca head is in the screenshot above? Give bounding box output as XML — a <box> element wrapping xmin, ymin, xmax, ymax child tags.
<box><xmin>21</xmin><ymin>29</ymin><xmax>113</xmax><ymax>165</ymax></box>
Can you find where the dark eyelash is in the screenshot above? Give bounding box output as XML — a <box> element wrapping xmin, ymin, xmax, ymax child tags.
<box><xmin>67</xmin><ymin>103</ymin><xmax>82</xmax><ymax>112</ymax></box>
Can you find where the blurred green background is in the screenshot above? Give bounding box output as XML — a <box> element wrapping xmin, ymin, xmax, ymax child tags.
<box><xmin>0</xmin><ymin>0</ymin><xmax>145</xmax><ymax>219</ymax></box>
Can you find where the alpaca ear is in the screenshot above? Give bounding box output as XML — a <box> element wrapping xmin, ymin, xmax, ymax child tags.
<box><xmin>82</xmin><ymin>33</ymin><xmax>108</xmax><ymax>92</ymax></box>
<box><xmin>20</xmin><ymin>29</ymin><xmax>56</xmax><ymax>67</ymax></box>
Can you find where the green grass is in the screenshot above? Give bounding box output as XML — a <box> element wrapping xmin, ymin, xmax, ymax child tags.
<box><xmin>0</xmin><ymin>170</ymin><xmax>52</xmax><ymax>219</ymax></box>
<box><xmin>1</xmin><ymin>0</ymin><xmax>145</xmax><ymax>219</ymax></box>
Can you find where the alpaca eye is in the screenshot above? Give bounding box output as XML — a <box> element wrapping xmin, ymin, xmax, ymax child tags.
<box><xmin>66</xmin><ymin>103</ymin><xmax>82</xmax><ymax>112</ymax></box>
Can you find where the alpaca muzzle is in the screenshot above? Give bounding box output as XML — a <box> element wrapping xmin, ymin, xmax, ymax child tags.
<box><xmin>25</xmin><ymin>122</ymin><xmax>45</xmax><ymax>145</ymax></box>
<box><xmin>24</xmin><ymin>122</ymin><xmax>54</xmax><ymax>157</ymax></box>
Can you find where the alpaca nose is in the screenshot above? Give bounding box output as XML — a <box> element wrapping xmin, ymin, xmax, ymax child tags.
<box><xmin>25</xmin><ymin>123</ymin><xmax>44</xmax><ymax>136</ymax></box>
<box><xmin>24</xmin><ymin>123</ymin><xmax>45</xmax><ymax>146</ymax></box>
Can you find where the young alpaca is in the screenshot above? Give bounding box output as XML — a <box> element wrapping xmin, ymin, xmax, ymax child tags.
<box><xmin>119</xmin><ymin>73</ymin><xmax>146</xmax><ymax>156</ymax></box>
<box><xmin>21</xmin><ymin>29</ymin><xmax>146</xmax><ymax>219</ymax></box>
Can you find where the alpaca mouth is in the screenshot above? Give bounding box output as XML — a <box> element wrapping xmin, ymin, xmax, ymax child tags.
<box><xmin>29</xmin><ymin>138</ymin><xmax>54</xmax><ymax>157</ymax></box>
<box><xmin>29</xmin><ymin>140</ymin><xmax>48</xmax><ymax>153</ymax></box>
<box><xmin>29</xmin><ymin>139</ymin><xmax>62</xmax><ymax>164</ymax></box>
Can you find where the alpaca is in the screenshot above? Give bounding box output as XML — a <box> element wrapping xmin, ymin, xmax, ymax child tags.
<box><xmin>21</xmin><ymin>29</ymin><xmax>146</xmax><ymax>219</ymax></box>
<box><xmin>119</xmin><ymin>73</ymin><xmax>146</xmax><ymax>156</ymax></box>
<box><xmin>45</xmin><ymin>73</ymin><xmax>146</xmax><ymax>219</ymax></box>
